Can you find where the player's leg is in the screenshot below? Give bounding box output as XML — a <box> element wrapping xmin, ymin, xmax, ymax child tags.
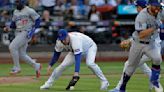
<box><xmin>144</xmin><ymin>44</ymin><xmax>163</xmax><ymax>92</ymax></box>
<box><xmin>111</xmin><ymin>41</ymin><xmax>143</xmax><ymax>92</ymax></box>
<box><xmin>111</xmin><ymin>61</ymin><xmax>128</xmax><ymax>91</ymax></box>
<box><xmin>19</xmin><ymin>42</ymin><xmax>41</xmax><ymax>78</ymax></box>
<box><xmin>86</xmin><ymin>43</ymin><xmax>109</xmax><ymax>90</ymax></box>
<box><xmin>138</xmin><ymin>56</ymin><xmax>153</xmax><ymax>91</ymax></box>
<box><xmin>111</xmin><ymin>54</ymin><xmax>151</xmax><ymax>92</ymax></box>
<box><xmin>9</xmin><ymin>32</ymin><xmax>25</xmax><ymax>74</ymax></box>
<box><xmin>40</xmin><ymin>52</ymin><xmax>75</xmax><ymax>89</ymax></box>
<box><xmin>138</xmin><ymin>55</ymin><xmax>151</xmax><ymax>79</ymax></box>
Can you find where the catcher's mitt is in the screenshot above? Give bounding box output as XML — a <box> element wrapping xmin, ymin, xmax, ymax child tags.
<box><xmin>66</xmin><ymin>76</ymin><xmax>80</xmax><ymax>90</ymax></box>
<box><xmin>120</xmin><ymin>40</ymin><xmax>131</xmax><ymax>49</ymax></box>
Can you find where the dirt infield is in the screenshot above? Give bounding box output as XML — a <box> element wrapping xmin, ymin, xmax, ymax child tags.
<box><xmin>0</xmin><ymin>76</ymin><xmax>38</xmax><ymax>84</ymax></box>
<box><xmin>0</xmin><ymin>52</ymin><xmax>129</xmax><ymax>64</ymax></box>
<box><xmin>1</xmin><ymin>52</ymin><xmax>164</xmax><ymax>64</ymax></box>
<box><xmin>0</xmin><ymin>57</ymin><xmax>128</xmax><ymax>64</ymax></box>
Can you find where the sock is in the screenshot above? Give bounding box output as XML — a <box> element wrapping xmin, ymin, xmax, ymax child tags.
<box><xmin>151</xmin><ymin>65</ymin><xmax>160</xmax><ymax>88</ymax></box>
<box><xmin>120</xmin><ymin>72</ymin><xmax>131</xmax><ymax>91</ymax></box>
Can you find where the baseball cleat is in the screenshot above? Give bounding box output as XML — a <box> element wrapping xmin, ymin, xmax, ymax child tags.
<box><xmin>153</xmin><ymin>83</ymin><xmax>163</xmax><ymax>92</ymax></box>
<box><xmin>66</xmin><ymin>86</ymin><xmax>75</xmax><ymax>90</ymax></box>
<box><xmin>40</xmin><ymin>83</ymin><xmax>52</xmax><ymax>90</ymax></box>
<box><xmin>100</xmin><ymin>81</ymin><xmax>109</xmax><ymax>90</ymax></box>
<box><xmin>36</xmin><ymin>63</ymin><xmax>42</xmax><ymax>78</ymax></box>
<box><xmin>109</xmin><ymin>88</ymin><xmax>126</xmax><ymax>92</ymax></box>
<box><xmin>9</xmin><ymin>69</ymin><xmax>21</xmax><ymax>75</ymax></box>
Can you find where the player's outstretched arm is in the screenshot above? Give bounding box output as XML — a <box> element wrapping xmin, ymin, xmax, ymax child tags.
<box><xmin>47</xmin><ymin>50</ymin><xmax>61</xmax><ymax>75</ymax></box>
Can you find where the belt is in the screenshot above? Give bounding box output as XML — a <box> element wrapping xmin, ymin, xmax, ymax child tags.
<box><xmin>139</xmin><ymin>41</ymin><xmax>149</xmax><ymax>44</ymax></box>
<box><xmin>132</xmin><ymin>38</ymin><xmax>150</xmax><ymax>44</ymax></box>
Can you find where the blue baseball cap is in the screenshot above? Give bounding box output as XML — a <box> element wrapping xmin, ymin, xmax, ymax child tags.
<box><xmin>58</xmin><ymin>29</ymin><xmax>68</xmax><ymax>40</ymax></box>
<box><xmin>134</xmin><ymin>0</ymin><xmax>147</xmax><ymax>7</ymax></box>
<box><xmin>148</xmin><ymin>0</ymin><xmax>161</xmax><ymax>6</ymax></box>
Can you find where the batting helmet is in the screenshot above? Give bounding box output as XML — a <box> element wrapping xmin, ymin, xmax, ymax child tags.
<box><xmin>134</xmin><ymin>0</ymin><xmax>147</xmax><ymax>8</ymax></box>
<box><xmin>148</xmin><ymin>0</ymin><xmax>162</xmax><ymax>6</ymax></box>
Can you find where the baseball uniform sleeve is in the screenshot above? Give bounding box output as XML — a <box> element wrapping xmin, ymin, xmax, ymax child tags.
<box><xmin>49</xmin><ymin>50</ymin><xmax>61</xmax><ymax>67</ymax></box>
<box><xmin>71</xmin><ymin>38</ymin><xmax>83</xmax><ymax>55</ymax></box>
<box><xmin>74</xmin><ymin>53</ymin><xmax>82</xmax><ymax>72</ymax></box>
<box><xmin>135</xmin><ymin>12</ymin><xmax>147</xmax><ymax>32</ymax></box>
<box><xmin>10</xmin><ymin>11</ymin><xmax>17</xmax><ymax>29</ymax></box>
<box><xmin>28</xmin><ymin>8</ymin><xmax>40</xmax><ymax>21</ymax></box>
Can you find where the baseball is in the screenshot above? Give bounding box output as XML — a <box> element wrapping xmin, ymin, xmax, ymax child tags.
<box><xmin>70</xmin><ymin>86</ymin><xmax>75</xmax><ymax>90</ymax></box>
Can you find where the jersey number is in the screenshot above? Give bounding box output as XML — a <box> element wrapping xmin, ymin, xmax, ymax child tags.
<box><xmin>21</xmin><ymin>19</ymin><xmax>28</xmax><ymax>25</ymax></box>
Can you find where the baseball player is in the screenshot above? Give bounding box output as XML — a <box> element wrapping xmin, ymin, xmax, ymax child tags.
<box><xmin>40</xmin><ymin>29</ymin><xmax>109</xmax><ymax>90</ymax></box>
<box><xmin>110</xmin><ymin>0</ymin><xmax>153</xmax><ymax>91</ymax></box>
<box><xmin>3</xmin><ymin>0</ymin><xmax>42</xmax><ymax>78</ymax></box>
<box><xmin>109</xmin><ymin>0</ymin><xmax>163</xmax><ymax>92</ymax></box>
<box><xmin>159</xmin><ymin>2</ymin><xmax>164</xmax><ymax>40</ymax></box>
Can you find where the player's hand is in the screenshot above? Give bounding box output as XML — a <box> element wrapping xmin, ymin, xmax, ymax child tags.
<box><xmin>120</xmin><ymin>40</ymin><xmax>131</xmax><ymax>49</ymax></box>
<box><xmin>47</xmin><ymin>65</ymin><xmax>52</xmax><ymax>75</ymax></box>
<box><xmin>3</xmin><ymin>27</ymin><xmax>10</xmax><ymax>32</ymax></box>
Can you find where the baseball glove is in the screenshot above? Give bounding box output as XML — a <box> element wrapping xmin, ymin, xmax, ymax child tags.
<box><xmin>66</xmin><ymin>76</ymin><xmax>80</xmax><ymax>90</ymax></box>
<box><xmin>120</xmin><ymin>39</ymin><xmax>131</xmax><ymax>49</ymax></box>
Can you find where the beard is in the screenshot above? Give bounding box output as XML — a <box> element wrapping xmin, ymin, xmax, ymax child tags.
<box><xmin>150</xmin><ymin>7</ymin><xmax>160</xmax><ymax>16</ymax></box>
<box><xmin>16</xmin><ymin>4</ymin><xmax>24</xmax><ymax>10</ymax></box>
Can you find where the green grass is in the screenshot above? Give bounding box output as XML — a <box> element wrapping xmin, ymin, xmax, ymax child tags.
<box><xmin>0</xmin><ymin>62</ymin><xmax>164</xmax><ymax>92</ymax></box>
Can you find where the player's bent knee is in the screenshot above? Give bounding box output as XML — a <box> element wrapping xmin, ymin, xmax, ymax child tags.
<box><xmin>19</xmin><ymin>54</ymin><xmax>27</xmax><ymax>61</ymax></box>
<box><xmin>124</xmin><ymin>61</ymin><xmax>128</xmax><ymax>66</ymax></box>
<box><xmin>9</xmin><ymin>44</ymin><xmax>17</xmax><ymax>52</ymax></box>
<box><xmin>152</xmin><ymin>58</ymin><xmax>162</xmax><ymax>65</ymax></box>
<box><xmin>56</xmin><ymin>65</ymin><xmax>68</xmax><ymax>71</ymax></box>
<box><xmin>87</xmin><ymin>63</ymin><xmax>97</xmax><ymax>68</ymax></box>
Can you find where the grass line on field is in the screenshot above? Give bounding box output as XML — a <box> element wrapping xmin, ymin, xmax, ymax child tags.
<box><xmin>2</xmin><ymin>73</ymin><xmax>164</xmax><ymax>77</ymax></box>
